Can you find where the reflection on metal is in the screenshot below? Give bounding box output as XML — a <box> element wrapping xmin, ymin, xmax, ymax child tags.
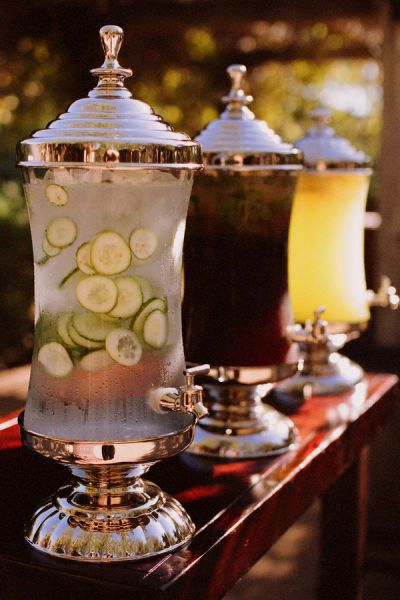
<box><xmin>186</xmin><ymin>364</ymin><xmax>298</xmax><ymax>459</ymax></box>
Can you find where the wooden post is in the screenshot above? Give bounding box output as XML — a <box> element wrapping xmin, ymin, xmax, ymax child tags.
<box><xmin>376</xmin><ymin>1</ymin><xmax>400</xmax><ymax>346</ymax></box>
<box><xmin>318</xmin><ymin>447</ymin><xmax>369</xmax><ymax>600</ymax></box>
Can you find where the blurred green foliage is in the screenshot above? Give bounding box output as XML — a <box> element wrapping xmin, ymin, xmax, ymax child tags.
<box><xmin>0</xmin><ymin>14</ymin><xmax>383</xmax><ymax>367</ymax></box>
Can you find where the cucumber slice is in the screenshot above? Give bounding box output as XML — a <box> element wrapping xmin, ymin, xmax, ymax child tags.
<box><xmin>105</xmin><ymin>328</ymin><xmax>142</xmax><ymax>367</ymax></box>
<box><xmin>107</xmin><ymin>276</ymin><xmax>143</xmax><ymax>319</ymax></box>
<box><xmin>90</xmin><ymin>231</ymin><xmax>131</xmax><ymax>275</ymax></box>
<box><xmin>132</xmin><ymin>297</ymin><xmax>167</xmax><ymax>335</ymax></box>
<box><xmin>135</xmin><ymin>276</ymin><xmax>153</xmax><ymax>303</ymax></box>
<box><xmin>72</xmin><ymin>312</ymin><xmax>115</xmax><ymax>342</ymax></box>
<box><xmin>42</xmin><ymin>235</ymin><xmax>61</xmax><ymax>257</ymax></box>
<box><xmin>56</xmin><ymin>313</ymin><xmax>77</xmax><ymax>348</ymax></box>
<box><xmin>143</xmin><ymin>309</ymin><xmax>168</xmax><ymax>349</ymax></box>
<box><xmin>38</xmin><ymin>342</ymin><xmax>74</xmax><ymax>377</ymax></box>
<box><xmin>59</xmin><ymin>267</ymin><xmax>79</xmax><ymax>288</ymax></box>
<box><xmin>76</xmin><ymin>275</ymin><xmax>118</xmax><ymax>314</ymax></box>
<box><xmin>80</xmin><ymin>349</ymin><xmax>115</xmax><ymax>372</ymax></box>
<box><xmin>129</xmin><ymin>228</ymin><xmax>158</xmax><ymax>261</ymax></box>
<box><xmin>99</xmin><ymin>313</ymin><xmax>121</xmax><ymax>322</ymax></box>
<box><xmin>76</xmin><ymin>242</ymin><xmax>96</xmax><ymax>275</ymax></box>
<box><xmin>45</xmin><ymin>184</ymin><xmax>69</xmax><ymax>207</ymax></box>
<box><xmin>45</xmin><ymin>217</ymin><xmax>78</xmax><ymax>248</ymax></box>
<box><xmin>67</xmin><ymin>321</ymin><xmax>104</xmax><ymax>349</ymax></box>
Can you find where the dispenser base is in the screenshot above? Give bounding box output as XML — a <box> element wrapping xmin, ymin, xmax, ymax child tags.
<box><xmin>186</xmin><ymin>404</ymin><xmax>297</xmax><ymax>459</ymax></box>
<box><xmin>25</xmin><ymin>478</ymin><xmax>195</xmax><ymax>562</ymax></box>
<box><xmin>272</xmin><ymin>353</ymin><xmax>364</xmax><ymax>409</ymax></box>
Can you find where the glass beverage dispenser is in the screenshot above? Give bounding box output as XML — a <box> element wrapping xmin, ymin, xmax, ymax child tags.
<box><xmin>182</xmin><ymin>65</ymin><xmax>303</xmax><ymax>458</ymax></box>
<box><xmin>274</xmin><ymin>107</ymin><xmax>398</xmax><ymax>401</ymax></box>
<box><xmin>17</xmin><ymin>26</ymin><xmax>208</xmax><ymax>562</ymax></box>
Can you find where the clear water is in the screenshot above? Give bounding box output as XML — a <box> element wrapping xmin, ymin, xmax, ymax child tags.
<box><xmin>23</xmin><ymin>168</ymin><xmax>194</xmax><ymax>441</ymax></box>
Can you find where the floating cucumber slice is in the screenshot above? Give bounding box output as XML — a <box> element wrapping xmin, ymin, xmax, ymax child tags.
<box><xmin>72</xmin><ymin>312</ymin><xmax>115</xmax><ymax>342</ymax></box>
<box><xmin>129</xmin><ymin>228</ymin><xmax>158</xmax><ymax>261</ymax></box>
<box><xmin>59</xmin><ymin>267</ymin><xmax>79</xmax><ymax>288</ymax></box>
<box><xmin>135</xmin><ymin>276</ymin><xmax>153</xmax><ymax>303</ymax></box>
<box><xmin>107</xmin><ymin>276</ymin><xmax>143</xmax><ymax>319</ymax></box>
<box><xmin>99</xmin><ymin>313</ymin><xmax>122</xmax><ymax>322</ymax></box>
<box><xmin>76</xmin><ymin>242</ymin><xmax>96</xmax><ymax>275</ymax></box>
<box><xmin>143</xmin><ymin>309</ymin><xmax>168</xmax><ymax>349</ymax></box>
<box><xmin>76</xmin><ymin>275</ymin><xmax>118</xmax><ymax>314</ymax></box>
<box><xmin>80</xmin><ymin>349</ymin><xmax>115</xmax><ymax>372</ymax></box>
<box><xmin>90</xmin><ymin>231</ymin><xmax>131</xmax><ymax>275</ymax></box>
<box><xmin>45</xmin><ymin>216</ymin><xmax>77</xmax><ymax>248</ymax></box>
<box><xmin>132</xmin><ymin>297</ymin><xmax>167</xmax><ymax>335</ymax></box>
<box><xmin>45</xmin><ymin>184</ymin><xmax>69</xmax><ymax>207</ymax></box>
<box><xmin>67</xmin><ymin>321</ymin><xmax>104</xmax><ymax>349</ymax></box>
<box><xmin>56</xmin><ymin>313</ymin><xmax>77</xmax><ymax>348</ymax></box>
<box><xmin>105</xmin><ymin>328</ymin><xmax>142</xmax><ymax>367</ymax></box>
<box><xmin>42</xmin><ymin>235</ymin><xmax>61</xmax><ymax>257</ymax></box>
<box><xmin>38</xmin><ymin>342</ymin><xmax>74</xmax><ymax>377</ymax></box>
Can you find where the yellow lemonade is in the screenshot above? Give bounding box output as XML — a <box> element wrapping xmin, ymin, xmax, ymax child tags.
<box><xmin>288</xmin><ymin>172</ymin><xmax>370</xmax><ymax>324</ymax></box>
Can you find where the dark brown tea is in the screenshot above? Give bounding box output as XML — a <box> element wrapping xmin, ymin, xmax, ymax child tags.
<box><xmin>183</xmin><ymin>169</ymin><xmax>297</xmax><ymax>367</ymax></box>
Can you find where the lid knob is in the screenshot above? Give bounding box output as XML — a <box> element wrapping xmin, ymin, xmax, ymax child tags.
<box><xmin>221</xmin><ymin>64</ymin><xmax>254</xmax><ymax>119</ymax></box>
<box><xmin>309</xmin><ymin>106</ymin><xmax>332</xmax><ymax>130</ymax></box>
<box><xmin>90</xmin><ymin>25</ymin><xmax>132</xmax><ymax>97</ymax></box>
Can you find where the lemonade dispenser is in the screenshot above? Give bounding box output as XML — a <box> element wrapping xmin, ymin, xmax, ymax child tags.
<box><xmin>274</xmin><ymin>107</ymin><xmax>398</xmax><ymax>402</ymax></box>
<box><xmin>17</xmin><ymin>26</ymin><xmax>208</xmax><ymax>562</ymax></box>
<box><xmin>183</xmin><ymin>65</ymin><xmax>303</xmax><ymax>458</ymax></box>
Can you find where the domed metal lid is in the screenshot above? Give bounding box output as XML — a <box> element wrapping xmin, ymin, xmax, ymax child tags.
<box><xmin>296</xmin><ymin>107</ymin><xmax>372</xmax><ymax>171</ymax></box>
<box><xmin>195</xmin><ymin>64</ymin><xmax>302</xmax><ymax>169</ymax></box>
<box><xmin>17</xmin><ymin>25</ymin><xmax>202</xmax><ymax>169</ymax></box>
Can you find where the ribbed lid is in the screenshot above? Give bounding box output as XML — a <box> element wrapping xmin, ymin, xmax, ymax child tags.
<box><xmin>17</xmin><ymin>25</ymin><xmax>202</xmax><ymax>169</ymax></box>
<box><xmin>296</xmin><ymin>107</ymin><xmax>371</xmax><ymax>170</ymax></box>
<box><xmin>195</xmin><ymin>65</ymin><xmax>302</xmax><ymax>168</ymax></box>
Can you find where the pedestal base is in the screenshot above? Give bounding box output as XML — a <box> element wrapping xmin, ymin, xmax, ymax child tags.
<box><xmin>272</xmin><ymin>353</ymin><xmax>364</xmax><ymax>411</ymax></box>
<box><xmin>185</xmin><ymin>366</ymin><xmax>298</xmax><ymax>459</ymax></box>
<box><xmin>187</xmin><ymin>403</ymin><xmax>297</xmax><ymax>459</ymax></box>
<box><xmin>20</xmin><ymin>413</ymin><xmax>197</xmax><ymax>562</ymax></box>
<box><xmin>25</xmin><ymin>477</ymin><xmax>194</xmax><ymax>562</ymax></box>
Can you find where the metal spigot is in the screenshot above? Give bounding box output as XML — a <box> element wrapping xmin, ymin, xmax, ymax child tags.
<box><xmin>289</xmin><ymin>307</ymin><xmax>330</xmax><ymax>346</ymax></box>
<box><xmin>159</xmin><ymin>365</ymin><xmax>210</xmax><ymax>420</ymax></box>
<box><xmin>367</xmin><ymin>275</ymin><xmax>399</xmax><ymax>310</ymax></box>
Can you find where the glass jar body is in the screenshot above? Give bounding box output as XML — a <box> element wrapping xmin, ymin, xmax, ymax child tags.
<box><xmin>23</xmin><ymin>167</ymin><xmax>194</xmax><ymax>441</ymax></box>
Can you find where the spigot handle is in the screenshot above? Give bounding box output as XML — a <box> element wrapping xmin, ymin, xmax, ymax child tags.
<box><xmin>367</xmin><ymin>275</ymin><xmax>399</xmax><ymax>310</ymax></box>
<box><xmin>184</xmin><ymin>364</ymin><xmax>210</xmax><ymax>385</ymax></box>
<box><xmin>312</xmin><ymin>306</ymin><xmax>327</xmax><ymax>338</ymax></box>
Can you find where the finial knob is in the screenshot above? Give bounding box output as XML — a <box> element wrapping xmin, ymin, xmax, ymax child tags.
<box><xmin>90</xmin><ymin>24</ymin><xmax>132</xmax><ymax>95</ymax></box>
<box><xmin>227</xmin><ymin>64</ymin><xmax>247</xmax><ymax>92</ymax></box>
<box><xmin>309</xmin><ymin>106</ymin><xmax>332</xmax><ymax>129</ymax></box>
<box><xmin>221</xmin><ymin>63</ymin><xmax>253</xmax><ymax>113</ymax></box>
<box><xmin>99</xmin><ymin>25</ymin><xmax>124</xmax><ymax>64</ymax></box>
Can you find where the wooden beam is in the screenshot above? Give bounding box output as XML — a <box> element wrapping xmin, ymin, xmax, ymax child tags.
<box><xmin>375</xmin><ymin>4</ymin><xmax>400</xmax><ymax>346</ymax></box>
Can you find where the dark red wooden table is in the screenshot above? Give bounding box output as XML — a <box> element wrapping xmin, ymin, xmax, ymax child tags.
<box><xmin>0</xmin><ymin>368</ymin><xmax>398</xmax><ymax>600</ymax></box>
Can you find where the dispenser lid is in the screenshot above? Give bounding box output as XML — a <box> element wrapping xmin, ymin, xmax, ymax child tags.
<box><xmin>295</xmin><ymin>107</ymin><xmax>372</xmax><ymax>170</ymax></box>
<box><xmin>17</xmin><ymin>25</ymin><xmax>202</xmax><ymax>169</ymax></box>
<box><xmin>195</xmin><ymin>64</ymin><xmax>302</xmax><ymax>169</ymax></box>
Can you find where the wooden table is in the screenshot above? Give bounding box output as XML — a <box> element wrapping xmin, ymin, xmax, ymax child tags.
<box><xmin>0</xmin><ymin>367</ymin><xmax>397</xmax><ymax>600</ymax></box>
